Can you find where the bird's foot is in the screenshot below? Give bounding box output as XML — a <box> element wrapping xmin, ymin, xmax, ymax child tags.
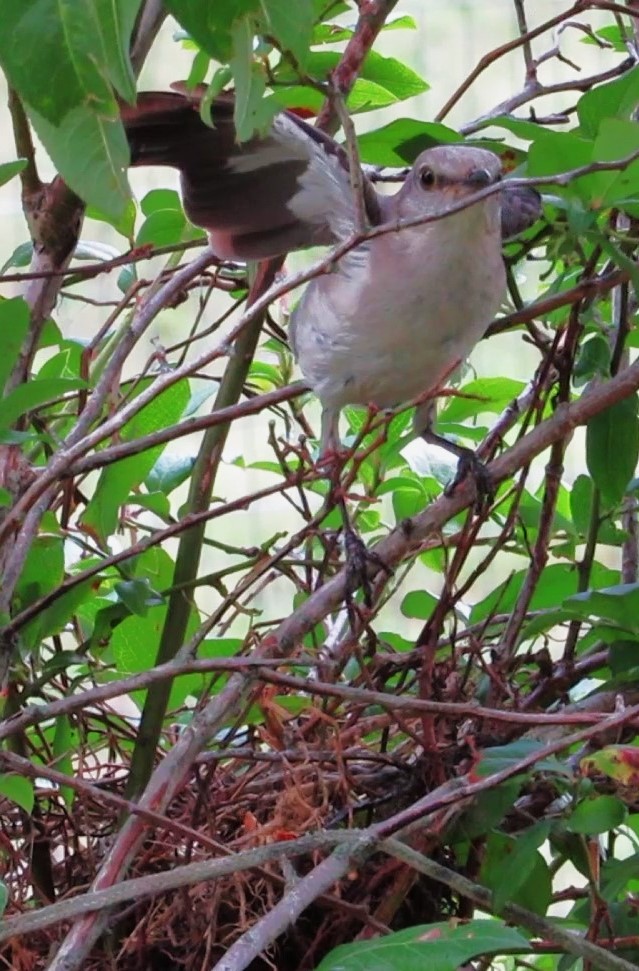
<box><xmin>343</xmin><ymin>526</ymin><xmax>392</xmax><ymax>610</ymax></box>
<box><xmin>444</xmin><ymin>448</ymin><xmax>494</xmax><ymax>512</ymax></box>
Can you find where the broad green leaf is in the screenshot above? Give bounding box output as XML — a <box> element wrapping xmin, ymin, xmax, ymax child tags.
<box><xmin>112</xmin><ymin>605</ymin><xmax>202</xmax><ymax>710</ymax></box>
<box><xmin>581</xmin><ymin>25</ymin><xmax>628</xmax><ymax>53</ymax></box>
<box><xmin>471</xmin><ymin>562</ymin><xmax>618</xmax><ymax>625</ymax></box>
<box><xmin>136</xmin><ymin>209</ymin><xmax>189</xmax><ymax>247</ymax></box>
<box><xmin>601</xmin><ymin>853</ymin><xmax>639</xmax><ymax>901</ymax></box>
<box><xmin>452</xmin><ymin>781</ymin><xmax>524</xmax><ymax>841</ymax></box>
<box><xmin>528</xmin><ymin>130</ymin><xmax>608</xmax><ymax>203</ymax></box>
<box><xmin>80</xmin><ymin>379</ymin><xmax>190</xmax><ymax>542</ymax></box>
<box><xmin>473</xmin><ymin>739</ymin><xmax>567</xmax><ymax>778</ymax></box>
<box><xmin>567</xmin><ymin>584</ymin><xmax>639</xmax><ymax>632</ymax></box>
<box><xmin>317</xmin><ymin>921</ymin><xmax>530</xmax><ymax>971</ymax></box>
<box><xmin>570</xmin><ymin>474</ymin><xmax>594</xmax><ymax>537</ymax></box>
<box><xmin>0</xmin><ymin>159</ymin><xmax>27</xmax><ymax>187</ymax></box>
<box><xmin>483</xmin><ymin>828</ymin><xmax>552</xmax><ymax>915</ymax></box>
<box><xmin>146</xmin><ymin>454</ymin><xmax>196</xmax><ymax>495</ymax></box>
<box><xmin>0</xmin><ymin>774</ymin><xmax>34</xmax><ymax>814</ymax></box>
<box><xmin>164</xmin><ymin>0</ymin><xmax>258</xmax><ymax>63</ymax></box>
<box><xmin>0</xmin><ymin>883</ymin><xmax>7</xmax><ymax>918</ymax></box>
<box><xmin>392</xmin><ymin>482</ymin><xmax>429</xmax><ymax>520</ymax></box>
<box><xmin>0</xmin><ymin>298</ymin><xmax>30</xmax><ymax>393</ymax></box>
<box><xmin>439</xmin><ymin>377</ymin><xmax>525</xmax><ymax>424</ymax></box>
<box><xmin>28</xmin><ymin>105</ymin><xmax>131</xmax><ymax>220</ymax></box>
<box><xmin>0</xmin><ymin>376</ymin><xmax>86</xmax><ymax>431</ymax></box>
<box><xmin>20</xmin><ymin>579</ymin><xmax>96</xmax><ymax>652</ymax></box>
<box><xmin>93</xmin><ymin>0</ymin><xmax>141</xmax><ymax>104</ymax></box>
<box><xmin>277</xmin><ymin>50</ymin><xmax>428</xmax><ymax>107</ymax></box>
<box><xmin>258</xmin><ymin>0</ymin><xmax>314</xmax><ymax>66</ymax></box>
<box><xmin>14</xmin><ymin>531</ymin><xmax>64</xmax><ymax>612</ymax></box>
<box><xmin>586</xmin><ymin>394</ymin><xmax>639</xmax><ymax>509</ymax></box>
<box><xmin>230</xmin><ymin>17</ymin><xmax>275</xmax><ymax>140</ymax></box>
<box><xmin>141</xmin><ymin>188</ymin><xmax>184</xmax><ymax>216</ymax></box>
<box><xmin>592</xmin><ymin>118</ymin><xmax>639</xmax><ymax>208</ymax></box>
<box><xmin>567</xmin><ymin>795</ymin><xmax>626</xmax><ymax>834</ymax></box>
<box><xmin>573</xmin><ymin>334</ymin><xmax>612</xmax><ymax>384</ymax></box>
<box><xmin>114</xmin><ymin>578</ymin><xmax>164</xmax><ymax>617</ymax></box>
<box><xmin>0</xmin><ymin>0</ymin><xmax>115</xmax><ymax>124</ymax></box>
<box><xmin>357</xmin><ymin>118</ymin><xmax>458</xmax><ymax>166</ymax></box>
<box><xmin>577</xmin><ymin>65</ymin><xmax>639</xmax><ymax>139</ymax></box>
<box><xmin>1</xmin><ymin>242</ymin><xmax>34</xmax><ymax>273</ymax></box>
<box><xmin>400</xmin><ymin>589</ymin><xmax>438</xmax><ymax>620</ymax></box>
<box><xmin>491</xmin><ymin>823</ymin><xmax>552</xmax><ymax>913</ymax></box>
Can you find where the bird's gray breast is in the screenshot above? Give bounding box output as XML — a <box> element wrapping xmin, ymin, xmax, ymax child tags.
<box><xmin>290</xmin><ymin>207</ymin><xmax>505</xmax><ymax>413</ymax></box>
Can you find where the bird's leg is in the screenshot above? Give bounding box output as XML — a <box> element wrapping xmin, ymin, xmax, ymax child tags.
<box><xmin>416</xmin><ymin>400</ymin><xmax>494</xmax><ymax>509</ymax></box>
<box><xmin>332</xmin><ymin>475</ymin><xmax>390</xmax><ymax>611</ymax></box>
<box><xmin>319</xmin><ymin>407</ymin><xmax>390</xmax><ymax>608</ymax></box>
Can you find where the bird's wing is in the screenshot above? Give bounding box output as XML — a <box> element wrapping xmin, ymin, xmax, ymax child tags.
<box><xmin>122</xmin><ymin>90</ymin><xmax>381</xmax><ymax>260</ymax></box>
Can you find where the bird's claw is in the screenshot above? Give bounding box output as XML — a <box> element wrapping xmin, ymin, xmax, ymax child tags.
<box><xmin>343</xmin><ymin>527</ymin><xmax>392</xmax><ymax>610</ymax></box>
<box><xmin>445</xmin><ymin>450</ymin><xmax>494</xmax><ymax>512</ymax></box>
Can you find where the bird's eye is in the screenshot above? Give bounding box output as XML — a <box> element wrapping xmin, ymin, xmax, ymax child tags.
<box><xmin>420</xmin><ymin>167</ymin><xmax>436</xmax><ymax>189</ymax></box>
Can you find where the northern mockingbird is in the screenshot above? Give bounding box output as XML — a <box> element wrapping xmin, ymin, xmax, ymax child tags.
<box><xmin>124</xmin><ymin>89</ymin><xmax>540</xmax><ymax>477</ymax></box>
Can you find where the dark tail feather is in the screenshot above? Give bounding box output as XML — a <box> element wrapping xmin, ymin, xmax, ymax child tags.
<box><xmin>121</xmin><ymin>91</ymin><xmax>234</xmax><ymax>170</ymax></box>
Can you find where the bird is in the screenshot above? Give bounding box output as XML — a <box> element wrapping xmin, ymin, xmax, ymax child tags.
<box><xmin>122</xmin><ymin>87</ymin><xmax>540</xmax><ymax>483</ymax></box>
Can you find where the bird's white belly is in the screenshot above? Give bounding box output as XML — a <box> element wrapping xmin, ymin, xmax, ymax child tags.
<box><xmin>291</xmin><ymin>223</ymin><xmax>505</xmax><ymax>413</ymax></box>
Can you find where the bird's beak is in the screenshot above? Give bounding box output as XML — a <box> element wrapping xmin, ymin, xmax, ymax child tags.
<box><xmin>466</xmin><ymin>167</ymin><xmax>495</xmax><ymax>190</ymax></box>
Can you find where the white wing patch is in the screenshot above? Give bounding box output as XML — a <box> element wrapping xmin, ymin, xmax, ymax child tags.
<box><xmin>272</xmin><ymin>116</ymin><xmax>357</xmax><ymax>240</ymax></box>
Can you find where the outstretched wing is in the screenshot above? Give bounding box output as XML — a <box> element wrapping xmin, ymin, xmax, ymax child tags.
<box><xmin>122</xmin><ymin>89</ymin><xmax>381</xmax><ymax>260</ymax></box>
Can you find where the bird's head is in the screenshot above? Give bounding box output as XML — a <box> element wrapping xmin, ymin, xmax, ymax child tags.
<box><xmin>397</xmin><ymin>145</ymin><xmax>502</xmax><ymax>220</ymax></box>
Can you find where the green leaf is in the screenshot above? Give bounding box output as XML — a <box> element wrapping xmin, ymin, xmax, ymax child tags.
<box><xmin>528</xmin><ymin>130</ymin><xmax>608</xmax><ymax>204</ymax></box>
<box><xmin>0</xmin><ymin>298</ymin><xmax>30</xmax><ymax>393</ymax></box>
<box><xmin>27</xmin><ymin>105</ymin><xmax>131</xmax><ymax>220</ymax></box>
<box><xmin>586</xmin><ymin>394</ymin><xmax>639</xmax><ymax>509</ymax></box>
<box><xmin>577</xmin><ymin>65</ymin><xmax>639</xmax><ymax>139</ymax></box>
<box><xmin>471</xmin><ymin>562</ymin><xmax>618</xmax><ymax>625</ymax></box>
<box><xmin>317</xmin><ymin>921</ymin><xmax>530</xmax><ymax>971</ymax></box>
<box><xmin>230</xmin><ymin>17</ymin><xmax>276</xmax><ymax>141</ymax></box>
<box><xmin>258</xmin><ymin>0</ymin><xmax>314</xmax><ymax>67</ymax></box>
<box><xmin>14</xmin><ymin>531</ymin><xmax>64</xmax><ymax>612</ymax></box>
<box><xmin>0</xmin><ymin>376</ymin><xmax>86</xmax><ymax>431</ymax></box>
<box><xmin>146</xmin><ymin>454</ymin><xmax>196</xmax><ymax>495</ymax></box>
<box><xmin>356</xmin><ymin>119</ymin><xmax>459</xmax><ymax>166</ymax></box>
<box><xmin>0</xmin><ymin>159</ymin><xmax>27</xmax><ymax>187</ymax></box>
<box><xmin>570</xmin><ymin>474</ymin><xmax>594</xmax><ymax>537</ymax></box>
<box><xmin>483</xmin><ymin>828</ymin><xmax>553</xmax><ymax>915</ymax></box>
<box><xmin>439</xmin><ymin>377</ymin><xmax>525</xmax><ymax>424</ymax></box>
<box><xmin>0</xmin><ymin>0</ymin><xmax>115</xmax><ymax>124</ymax></box>
<box><xmin>80</xmin><ymin>379</ymin><xmax>190</xmax><ymax>542</ymax></box>
<box><xmin>0</xmin><ymin>774</ymin><xmax>34</xmax><ymax>814</ymax></box>
<box><xmin>474</xmin><ymin>739</ymin><xmax>567</xmax><ymax>777</ymax></box>
<box><xmin>21</xmin><ymin>579</ymin><xmax>96</xmax><ymax>651</ymax></box>
<box><xmin>400</xmin><ymin>589</ymin><xmax>438</xmax><ymax>620</ymax></box>
<box><xmin>136</xmin><ymin>209</ymin><xmax>189</xmax><ymax>247</ymax></box>
<box><xmin>565</xmin><ymin>583</ymin><xmax>639</xmax><ymax>633</ymax></box>
<box><xmin>164</xmin><ymin>0</ymin><xmax>258</xmax><ymax>63</ymax></box>
<box><xmin>93</xmin><ymin>0</ymin><xmax>141</xmax><ymax>104</ymax></box>
<box><xmin>567</xmin><ymin>795</ymin><xmax>626</xmax><ymax>835</ymax></box>
<box><xmin>0</xmin><ymin>883</ymin><xmax>7</xmax><ymax>919</ymax></box>
<box><xmin>453</xmin><ymin>781</ymin><xmax>524</xmax><ymax>841</ymax></box>
<box><xmin>112</xmin><ymin>605</ymin><xmax>202</xmax><ymax>710</ymax></box>
<box><xmin>591</xmin><ymin>118</ymin><xmax>639</xmax><ymax>208</ymax></box>
<box><xmin>52</xmin><ymin>715</ymin><xmax>77</xmax><ymax>808</ymax></box>
<box><xmin>114</xmin><ymin>578</ymin><xmax>163</xmax><ymax>617</ymax></box>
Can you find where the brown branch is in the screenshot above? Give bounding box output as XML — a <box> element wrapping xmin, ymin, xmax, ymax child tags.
<box><xmin>315</xmin><ymin>0</ymin><xmax>400</xmax><ymax>133</ymax></box>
